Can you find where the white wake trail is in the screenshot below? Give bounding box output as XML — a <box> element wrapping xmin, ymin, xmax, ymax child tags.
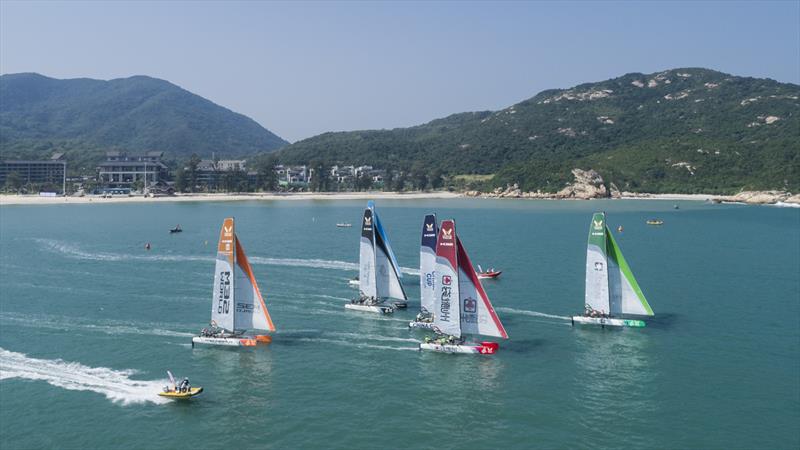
<box><xmin>0</xmin><ymin>348</ymin><xmax>169</xmax><ymax>405</ymax></box>
<box><xmin>496</xmin><ymin>307</ymin><xmax>571</xmax><ymax>321</ymax></box>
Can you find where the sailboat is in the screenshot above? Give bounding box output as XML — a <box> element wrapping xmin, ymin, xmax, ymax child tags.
<box><xmin>192</xmin><ymin>217</ymin><xmax>276</xmax><ymax>347</ymax></box>
<box><xmin>346</xmin><ymin>203</ymin><xmax>408</xmax><ymax>314</ymax></box>
<box><xmin>409</xmin><ymin>214</ymin><xmax>437</xmax><ymax>329</ymax></box>
<box><xmin>572</xmin><ymin>212</ymin><xmax>655</xmax><ymax>328</ymax></box>
<box><xmin>419</xmin><ymin>219</ymin><xmax>509</xmax><ymax>354</ymax></box>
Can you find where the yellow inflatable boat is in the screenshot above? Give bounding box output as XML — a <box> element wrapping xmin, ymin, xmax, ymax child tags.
<box><xmin>158</xmin><ymin>387</ymin><xmax>203</xmax><ymax>399</ymax></box>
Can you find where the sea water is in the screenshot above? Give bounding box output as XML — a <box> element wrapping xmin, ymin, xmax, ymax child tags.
<box><xmin>0</xmin><ymin>199</ymin><xmax>798</xmax><ymax>449</ymax></box>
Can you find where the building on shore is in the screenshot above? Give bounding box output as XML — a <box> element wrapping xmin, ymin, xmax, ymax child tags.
<box><xmin>0</xmin><ymin>153</ymin><xmax>66</xmax><ymax>192</ymax></box>
<box><xmin>97</xmin><ymin>151</ymin><xmax>168</xmax><ymax>188</ymax></box>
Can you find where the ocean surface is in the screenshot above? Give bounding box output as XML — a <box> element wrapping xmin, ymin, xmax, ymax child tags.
<box><xmin>0</xmin><ymin>199</ymin><xmax>798</xmax><ymax>449</ymax></box>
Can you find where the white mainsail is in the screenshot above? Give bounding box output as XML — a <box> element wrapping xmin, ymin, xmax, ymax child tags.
<box><xmin>432</xmin><ymin>219</ymin><xmax>461</xmax><ymax>337</ymax></box>
<box><xmin>359</xmin><ymin>203</ymin><xmax>406</xmax><ymax>301</ymax></box>
<box><xmin>585</xmin><ymin>212</ymin><xmax>611</xmax><ymax>314</ymax></box>
<box><xmin>358</xmin><ymin>208</ymin><xmax>377</xmax><ymax>298</ymax></box>
<box><xmin>210</xmin><ymin>217</ymin><xmax>275</xmax><ymax>332</ymax></box>
<box><xmin>419</xmin><ymin>214</ymin><xmax>438</xmax><ymax>315</ymax></box>
<box><xmin>211</xmin><ymin>217</ymin><xmax>236</xmax><ymax>331</ymax></box>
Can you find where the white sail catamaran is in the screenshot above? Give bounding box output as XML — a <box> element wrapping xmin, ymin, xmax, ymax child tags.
<box><xmin>409</xmin><ymin>214</ymin><xmax>437</xmax><ymax>329</ymax></box>
<box><xmin>346</xmin><ymin>203</ymin><xmax>408</xmax><ymax>314</ymax></box>
<box><xmin>192</xmin><ymin>217</ymin><xmax>276</xmax><ymax>347</ymax></box>
<box><xmin>419</xmin><ymin>219</ymin><xmax>508</xmax><ymax>354</ymax></box>
<box><xmin>572</xmin><ymin>212</ymin><xmax>655</xmax><ymax>328</ymax></box>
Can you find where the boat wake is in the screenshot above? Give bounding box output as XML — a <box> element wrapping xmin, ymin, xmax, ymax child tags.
<box><xmin>327</xmin><ymin>331</ymin><xmax>420</xmax><ymax>344</ymax></box>
<box><xmin>294</xmin><ymin>338</ymin><xmax>418</xmax><ymax>352</ymax></box>
<box><xmin>0</xmin><ymin>348</ymin><xmax>169</xmax><ymax>405</ymax></box>
<box><xmin>496</xmin><ymin>307</ymin><xmax>571</xmax><ymax>321</ymax></box>
<box><xmin>0</xmin><ymin>313</ymin><xmax>194</xmax><ymax>338</ymax></box>
<box><xmin>35</xmin><ymin>239</ymin><xmax>419</xmax><ymax>275</ymax></box>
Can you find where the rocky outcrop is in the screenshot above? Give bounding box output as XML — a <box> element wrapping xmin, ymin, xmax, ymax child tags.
<box><xmin>713</xmin><ymin>190</ymin><xmax>792</xmax><ymax>204</ymax></box>
<box><xmin>467</xmin><ymin>169</ymin><xmax>609</xmax><ymax>200</ymax></box>
<box><xmin>783</xmin><ymin>194</ymin><xmax>800</xmax><ymax>205</ymax></box>
<box><xmin>554</xmin><ymin>169</ymin><xmax>608</xmax><ymax>199</ymax></box>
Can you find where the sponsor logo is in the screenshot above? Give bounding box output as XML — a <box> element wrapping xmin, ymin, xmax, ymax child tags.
<box><xmin>425</xmin><ymin>272</ymin><xmax>434</xmax><ymax>288</ymax></box>
<box><xmin>425</xmin><ymin>223</ymin><xmax>434</xmax><ymax>232</ymax></box>
<box><xmin>217</xmin><ymin>271</ymin><xmax>231</xmax><ymax>314</ymax></box>
<box><xmin>592</xmin><ymin>219</ymin><xmax>603</xmax><ymax>230</ymax></box>
<box><xmin>440</xmin><ymin>285</ymin><xmax>452</xmax><ymax>322</ymax></box>
<box><xmin>442</xmin><ymin>275</ymin><xmax>451</xmax><ymax>285</ymax></box>
<box><xmin>464</xmin><ymin>297</ymin><xmax>477</xmax><ymax>313</ymax></box>
<box><xmin>224</xmin><ymin>225</ymin><xmax>233</xmax><ymax>236</ymax></box>
<box><xmin>442</xmin><ymin>228</ymin><xmax>453</xmax><ymax>240</ymax></box>
<box><xmin>364</xmin><ymin>216</ymin><xmax>372</xmax><ymax>226</ymax></box>
<box><xmin>594</xmin><ymin>261</ymin><xmax>604</xmax><ymax>271</ymax></box>
<box><xmin>236</xmin><ymin>302</ymin><xmax>254</xmax><ymax>313</ymax></box>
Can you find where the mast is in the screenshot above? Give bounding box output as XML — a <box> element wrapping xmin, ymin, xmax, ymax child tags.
<box><xmin>585</xmin><ymin>212</ymin><xmax>611</xmax><ymax>315</ymax></box>
<box><xmin>211</xmin><ymin>217</ymin><xmax>236</xmax><ymax>331</ymax></box>
<box><xmin>432</xmin><ymin>220</ymin><xmax>461</xmax><ymax>338</ymax></box>
<box><xmin>419</xmin><ymin>214</ymin><xmax>438</xmax><ymax>315</ymax></box>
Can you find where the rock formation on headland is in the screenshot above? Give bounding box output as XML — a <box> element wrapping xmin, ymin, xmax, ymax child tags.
<box><xmin>466</xmin><ymin>168</ymin><xmax>610</xmax><ymax>200</ymax></box>
<box><xmin>713</xmin><ymin>191</ymin><xmax>800</xmax><ymax>205</ymax></box>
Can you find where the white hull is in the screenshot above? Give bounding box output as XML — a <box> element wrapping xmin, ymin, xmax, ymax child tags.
<box><xmin>344</xmin><ymin>303</ymin><xmax>394</xmax><ymax>314</ymax></box>
<box><xmin>192</xmin><ymin>336</ymin><xmax>257</xmax><ymax>347</ymax></box>
<box><xmin>348</xmin><ymin>279</ymin><xmax>360</xmax><ymax>287</ymax></box>
<box><xmin>392</xmin><ymin>301</ymin><xmax>408</xmax><ymax>309</ymax></box>
<box><xmin>571</xmin><ymin>316</ymin><xmax>646</xmax><ymax>328</ymax></box>
<box><xmin>408</xmin><ymin>321</ymin><xmax>436</xmax><ymax>330</ymax></box>
<box><xmin>419</xmin><ymin>342</ymin><xmax>498</xmax><ymax>354</ymax></box>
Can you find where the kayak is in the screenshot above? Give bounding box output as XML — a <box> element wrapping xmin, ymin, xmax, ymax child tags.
<box><xmin>158</xmin><ymin>387</ymin><xmax>203</xmax><ymax>399</ymax></box>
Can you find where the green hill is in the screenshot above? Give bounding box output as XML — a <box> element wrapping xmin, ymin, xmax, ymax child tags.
<box><xmin>0</xmin><ymin>73</ymin><xmax>288</xmax><ymax>170</ymax></box>
<box><xmin>278</xmin><ymin>68</ymin><xmax>799</xmax><ymax>194</ymax></box>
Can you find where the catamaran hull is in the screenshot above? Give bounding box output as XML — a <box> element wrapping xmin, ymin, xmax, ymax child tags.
<box><xmin>419</xmin><ymin>342</ymin><xmax>499</xmax><ymax>354</ymax></box>
<box><xmin>571</xmin><ymin>316</ymin><xmax>646</xmax><ymax>328</ymax></box>
<box><xmin>408</xmin><ymin>321</ymin><xmax>436</xmax><ymax>330</ymax></box>
<box><xmin>392</xmin><ymin>301</ymin><xmax>408</xmax><ymax>309</ymax></box>
<box><xmin>344</xmin><ymin>303</ymin><xmax>394</xmax><ymax>314</ymax></box>
<box><xmin>348</xmin><ymin>280</ymin><xmax>360</xmax><ymax>287</ymax></box>
<box><xmin>191</xmin><ymin>336</ymin><xmax>258</xmax><ymax>347</ymax></box>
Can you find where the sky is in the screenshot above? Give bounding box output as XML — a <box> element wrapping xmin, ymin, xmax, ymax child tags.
<box><xmin>1</xmin><ymin>1</ymin><xmax>798</xmax><ymax>142</ymax></box>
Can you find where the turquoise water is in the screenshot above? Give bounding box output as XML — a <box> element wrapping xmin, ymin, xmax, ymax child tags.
<box><xmin>1</xmin><ymin>199</ymin><xmax>798</xmax><ymax>449</ymax></box>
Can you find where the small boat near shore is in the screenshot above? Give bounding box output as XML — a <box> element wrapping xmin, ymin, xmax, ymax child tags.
<box><xmin>646</xmin><ymin>219</ymin><xmax>664</xmax><ymax>225</ymax></box>
<box><xmin>170</xmin><ymin>224</ymin><xmax>182</xmax><ymax>233</ymax></box>
<box><xmin>336</xmin><ymin>223</ymin><xmax>352</xmax><ymax>228</ymax></box>
<box><xmin>572</xmin><ymin>212</ymin><xmax>654</xmax><ymax>328</ymax></box>
<box><xmin>192</xmin><ymin>217</ymin><xmax>276</xmax><ymax>347</ymax></box>
<box><xmin>158</xmin><ymin>371</ymin><xmax>203</xmax><ymax>400</ymax></box>
<box><xmin>476</xmin><ymin>265</ymin><xmax>502</xmax><ymax>279</ymax></box>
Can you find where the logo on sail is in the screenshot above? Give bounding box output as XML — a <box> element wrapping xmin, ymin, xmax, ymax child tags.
<box><xmin>592</xmin><ymin>219</ymin><xmax>603</xmax><ymax>230</ymax></box>
<box><xmin>594</xmin><ymin>261</ymin><xmax>604</xmax><ymax>271</ymax></box>
<box><xmin>364</xmin><ymin>217</ymin><xmax>372</xmax><ymax>226</ymax></box>
<box><xmin>426</xmin><ymin>223</ymin><xmax>434</xmax><ymax>232</ymax></box>
<box><xmin>442</xmin><ymin>275</ymin><xmax>451</xmax><ymax>285</ymax></box>
<box><xmin>224</xmin><ymin>225</ymin><xmax>233</xmax><ymax>236</ymax></box>
<box><xmin>464</xmin><ymin>297</ymin><xmax>477</xmax><ymax>313</ymax></box>
<box><xmin>442</xmin><ymin>228</ymin><xmax>453</xmax><ymax>240</ymax></box>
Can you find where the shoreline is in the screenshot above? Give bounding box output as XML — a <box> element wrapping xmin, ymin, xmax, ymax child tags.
<box><xmin>0</xmin><ymin>191</ymin><xmax>462</xmax><ymax>206</ymax></box>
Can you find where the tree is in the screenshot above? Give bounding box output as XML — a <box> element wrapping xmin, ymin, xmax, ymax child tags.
<box><xmin>257</xmin><ymin>155</ymin><xmax>278</xmax><ymax>191</ymax></box>
<box><xmin>186</xmin><ymin>154</ymin><xmax>201</xmax><ymax>192</ymax></box>
<box><xmin>309</xmin><ymin>159</ymin><xmax>330</xmax><ymax>192</ymax></box>
<box><xmin>174</xmin><ymin>167</ymin><xmax>188</xmax><ymax>192</ymax></box>
<box><xmin>411</xmin><ymin>162</ymin><xmax>428</xmax><ymax>191</ymax></box>
<box><xmin>4</xmin><ymin>172</ymin><xmax>22</xmax><ymax>192</ymax></box>
<box><xmin>429</xmin><ymin>168</ymin><xmax>444</xmax><ymax>190</ymax></box>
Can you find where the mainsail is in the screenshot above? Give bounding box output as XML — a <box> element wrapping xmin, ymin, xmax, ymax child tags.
<box><xmin>210</xmin><ymin>217</ymin><xmax>275</xmax><ymax>333</ymax></box>
<box><xmin>584</xmin><ymin>212</ymin><xmax>654</xmax><ymax>317</ymax></box>
<box><xmin>419</xmin><ymin>214</ymin><xmax>438</xmax><ymax>314</ymax></box>
<box><xmin>432</xmin><ymin>219</ymin><xmax>508</xmax><ymax>339</ymax></box>
<box><xmin>368</xmin><ymin>200</ymin><xmax>402</xmax><ymax>279</ymax></box>
<box><xmin>359</xmin><ymin>204</ymin><xmax>406</xmax><ymax>301</ymax></box>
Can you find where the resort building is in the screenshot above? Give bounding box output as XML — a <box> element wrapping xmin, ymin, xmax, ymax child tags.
<box><xmin>97</xmin><ymin>151</ymin><xmax>169</xmax><ymax>188</ymax></box>
<box><xmin>0</xmin><ymin>153</ymin><xmax>66</xmax><ymax>190</ymax></box>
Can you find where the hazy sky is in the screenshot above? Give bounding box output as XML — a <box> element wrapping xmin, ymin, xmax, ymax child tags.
<box><xmin>1</xmin><ymin>1</ymin><xmax>798</xmax><ymax>142</ymax></box>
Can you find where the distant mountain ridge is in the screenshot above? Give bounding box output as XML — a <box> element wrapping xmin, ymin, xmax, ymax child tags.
<box><xmin>278</xmin><ymin>68</ymin><xmax>799</xmax><ymax>194</ymax></box>
<box><xmin>0</xmin><ymin>73</ymin><xmax>287</xmax><ymax>166</ymax></box>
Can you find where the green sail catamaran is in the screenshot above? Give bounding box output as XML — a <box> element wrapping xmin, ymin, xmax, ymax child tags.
<box><xmin>572</xmin><ymin>212</ymin><xmax>655</xmax><ymax>328</ymax></box>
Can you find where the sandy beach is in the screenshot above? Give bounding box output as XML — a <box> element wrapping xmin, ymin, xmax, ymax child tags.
<box><xmin>0</xmin><ymin>191</ymin><xmax>463</xmax><ymax>206</ymax></box>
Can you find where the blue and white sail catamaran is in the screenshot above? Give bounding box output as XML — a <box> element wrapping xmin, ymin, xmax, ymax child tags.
<box><xmin>346</xmin><ymin>202</ymin><xmax>407</xmax><ymax>314</ymax></box>
<box><xmin>409</xmin><ymin>214</ymin><xmax>438</xmax><ymax>329</ymax></box>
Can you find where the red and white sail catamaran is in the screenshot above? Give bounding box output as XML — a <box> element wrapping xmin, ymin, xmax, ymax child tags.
<box><xmin>419</xmin><ymin>219</ymin><xmax>508</xmax><ymax>354</ymax></box>
<box><xmin>192</xmin><ymin>217</ymin><xmax>275</xmax><ymax>347</ymax></box>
